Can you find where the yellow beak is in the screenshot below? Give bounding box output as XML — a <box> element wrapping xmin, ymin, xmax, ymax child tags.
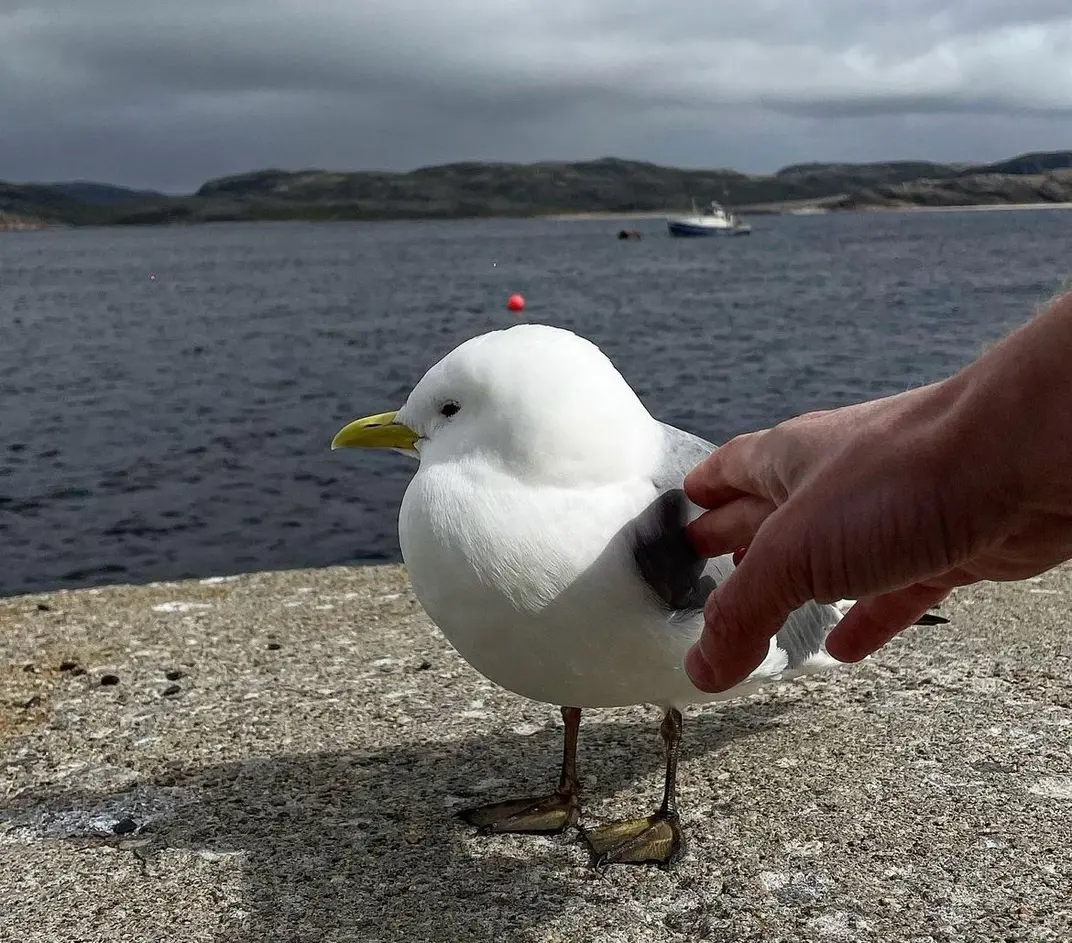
<box><xmin>331</xmin><ymin>410</ymin><xmax>418</xmax><ymax>451</ymax></box>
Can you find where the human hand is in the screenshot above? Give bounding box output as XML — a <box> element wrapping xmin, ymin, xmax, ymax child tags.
<box><xmin>681</xmin><ymin>369</ymin><xmax>1072</xmax><ymax>694</ymax></box>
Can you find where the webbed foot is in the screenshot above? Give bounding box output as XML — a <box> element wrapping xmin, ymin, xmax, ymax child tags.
<box><xmin>581</xmin><ymin>809</ymin><xmax>686</xmax><ymax>871</ymax></box>
<box><xmin>459</xmin><ymin>706</ymin><xmax>582</xmax><ymax>836</ymax></box>
<box><xmin>459</xmin><ymin>790</ymin><xmax>581</xmax><ymax>835</ymax></box>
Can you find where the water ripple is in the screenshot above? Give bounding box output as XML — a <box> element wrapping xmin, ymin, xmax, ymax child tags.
<box><xmin>1</xmin><ymin>212</ymin><xmax>1069</xmax><ymax>596</ymax></box>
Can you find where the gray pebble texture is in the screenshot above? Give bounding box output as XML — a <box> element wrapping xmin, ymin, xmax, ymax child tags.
<box><xmin>1</xmin><ymin>564</ymin><xmax>1070</xmax><ymax>942</ymax></box>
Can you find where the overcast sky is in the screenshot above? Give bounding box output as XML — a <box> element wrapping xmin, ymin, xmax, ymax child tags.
<box><xmin>3</xmin><ymin>0</ymin><xmax>1071</xmax><ymax>192</ymax></box>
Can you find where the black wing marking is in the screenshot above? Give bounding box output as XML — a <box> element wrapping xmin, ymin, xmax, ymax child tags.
<box><xmin>630</xmin><ymin>422</ymin><xmax>840</xmax><ymax>667</ymax></box>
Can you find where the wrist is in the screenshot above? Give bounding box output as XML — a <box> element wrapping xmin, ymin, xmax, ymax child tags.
<box><xmin>945</xmin><ymin>291</ymin><xmax>1072</xmax><ymax>514</ymax></box>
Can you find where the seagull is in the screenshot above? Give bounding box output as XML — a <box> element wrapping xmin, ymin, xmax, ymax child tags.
<box><xmin>331</xmin><ymin>323</ymin><xmax>947</xmax><ymax>871</ymax></box>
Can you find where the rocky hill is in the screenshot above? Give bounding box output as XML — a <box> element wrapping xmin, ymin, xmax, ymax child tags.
<box><xmin>42</xmin><ymin>182</ymin><xmax>167</xmax><ymax>206</ymax></box>
<box><xmin>189</xmin><ymin>157</ymin><xmax>971</xmax><ymax>217</ymax></box>
<box><xmin>772</xmin><ymin>159</ymin><xmax>965</xmax><ymax>188</ymax></box>
<box><xmin>3</xmin><ymin>150</ymin><xmax>1072</xmax><ymax>226</ymax></box>
<box><xmin>0</xmin><ymin>181</ymin><xmax>106</xmax><ymax>226</ymax></box>
<box><xmin>955</xmin><ymin>150</ymin><xmax>1072</xmax><ymax>177</ymax></box>
<box><xmin>830</xmin><ymin>168</ymin><xmax>1072</xmax><ymax>210</ymax></box>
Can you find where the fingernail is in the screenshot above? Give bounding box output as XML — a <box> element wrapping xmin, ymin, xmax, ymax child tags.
<box><xmin>732</xmin><ymin>545</ymin><xmax>748</xmax><ymax>565</ymax></box>
<box><xmin>685</xmin><ymin>644</ymin><xmax>724</xmax><ymax>693</ymax></box>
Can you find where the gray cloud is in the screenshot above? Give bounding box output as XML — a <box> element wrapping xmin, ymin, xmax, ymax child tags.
<box><xmin>2</xmin><ymin>1</ymin><xmax>1070</xmax><ymax>190</ymax></box>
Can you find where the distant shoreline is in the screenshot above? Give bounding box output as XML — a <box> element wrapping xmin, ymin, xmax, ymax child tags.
<box><xmin>7</xmin><ymin>150</ymin><xmax>1072</xmax><ymax>227</ymax></box>
<box><xmin>854</xmin><ymin>201</ymin><xmax>1072</xmax><ymax>214</ymax></box>
<box><xmin>6</xmin><ymin>201</ymin><xmax>1072</xmax><ymax>233</ymax></box>
<box><xmin>546</xmin><ymin>201</ymin><xmax>1072</xmax><ymax>221</ymax></box>
<box><xmin>0</xmin><ymin>214</ymin><xmax>53</xmax><ymax>232</ymax></box>
<box><xmin>541</xmin><ymin>210</ymin><xmax>673</xmax><ymax>221</ymax></box>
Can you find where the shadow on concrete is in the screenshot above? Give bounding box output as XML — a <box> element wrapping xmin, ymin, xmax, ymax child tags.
<box><xmin>3</xmin><ymin>702</ymin><xmax>792</xmax><ymax>942</ymax></box>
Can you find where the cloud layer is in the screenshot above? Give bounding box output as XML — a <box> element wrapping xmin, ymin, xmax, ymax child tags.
<box><xmin>3</xmin><ymin>1</ymin><xmax>1070</xmax><ymax>190</ymax></box>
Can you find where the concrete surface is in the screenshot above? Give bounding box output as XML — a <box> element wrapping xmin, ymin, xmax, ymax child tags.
<box><xmin>1</xmin><ymin>563</ymin><xmax>1070</xmax><ymax>943</ymax></box>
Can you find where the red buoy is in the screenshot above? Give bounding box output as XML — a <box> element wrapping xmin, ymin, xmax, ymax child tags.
<box><xmin>506</xmin><ymin>293</ymin><xmax>525</xmax><ymax>312</ymax></box>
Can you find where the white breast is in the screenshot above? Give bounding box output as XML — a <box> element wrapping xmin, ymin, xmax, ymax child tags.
<box><xmin>398</xmin><ymin>459</ymin><xmax>713</xmax><ymax>708</ymax></box>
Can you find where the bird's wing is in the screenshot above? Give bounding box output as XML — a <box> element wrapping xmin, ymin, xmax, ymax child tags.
<box><xmin>630</xmin><ymin>422</ymin><xmax>949</xmax><ymax>667</ymax></box>
<box><xmin>628</xmin><ymin>422</ymin><xmax>839</xmax><ymax>670</ymax></box>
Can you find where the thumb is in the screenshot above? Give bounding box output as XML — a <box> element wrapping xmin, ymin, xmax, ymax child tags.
<box><xmin>685</xmin><ymin>517</ymin><xmax>813</xmax><ymax>693</ymax></box>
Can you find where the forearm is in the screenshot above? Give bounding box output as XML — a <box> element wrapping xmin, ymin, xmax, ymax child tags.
<box><xmin>944</xmin><ymin>290</ymin><xmax>1072</xmax><ymax>513</ymax></box>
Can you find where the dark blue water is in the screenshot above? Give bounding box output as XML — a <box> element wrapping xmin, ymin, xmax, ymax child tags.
<box><xmin>2</xmin><ymin>211</ymin><xmax>1069</xmax><ymax>597</ymax></box>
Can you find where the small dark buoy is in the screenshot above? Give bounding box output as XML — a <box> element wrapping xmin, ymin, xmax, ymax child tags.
<box><xmin>164</xmin><ymin>668</ymin><xmax>184</xmax><ymax>681</ymax></box>
<box><xmin>100</xmin><ymin>673</ymin><xmax>120</xmax><ymax>686</ymax></box>
<box><xmin>162</xmin><ymin>684</ymin><xmax>182</xmax><ymax>697</ymax></box>
<box><xmin>617</xmin><ymin>228</ymin><xmax>641</xmax><ymax>240</ymax></box>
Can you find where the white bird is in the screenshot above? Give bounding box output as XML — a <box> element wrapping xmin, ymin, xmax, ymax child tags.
<box><xmin>331</xmin><ymin>323</ymin><xmax>946</xmax><ymax>871</ymax></box>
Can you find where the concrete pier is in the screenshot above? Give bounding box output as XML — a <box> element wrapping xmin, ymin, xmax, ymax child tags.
<box><xmin>2</xmin><ymin>564</ymin><xmax>1070</xmax><ymax>942</ymax></box>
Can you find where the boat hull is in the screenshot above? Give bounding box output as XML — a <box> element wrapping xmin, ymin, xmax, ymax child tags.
<box><xmin>667</xmin><ymin>219</ymin><xmax>751</xmax><ymax>237</ymax></box>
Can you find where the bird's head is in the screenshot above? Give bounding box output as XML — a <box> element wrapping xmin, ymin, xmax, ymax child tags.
<box><xmin>331</xmin><ymin>324</ymin><xmax>659</xmax><ymax>485</ymax></box>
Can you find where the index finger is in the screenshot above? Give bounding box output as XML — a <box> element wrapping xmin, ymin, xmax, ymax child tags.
<box><xmin>684</xmin><ymin>430</ymin><xmax>766</xmax><ymax>508</ymax></box>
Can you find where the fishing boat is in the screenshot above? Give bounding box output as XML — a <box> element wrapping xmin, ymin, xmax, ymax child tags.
<box><xmin>666</xmin><ymin>200</ymin><xmax>751</xmax><ymax>237</ymax></box>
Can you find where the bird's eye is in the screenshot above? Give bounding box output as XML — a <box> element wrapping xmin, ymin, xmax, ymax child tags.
<box><xmin>440</xmin><ymin>402</ymin><xmax>460</xmax><ymax>418</ymax></box>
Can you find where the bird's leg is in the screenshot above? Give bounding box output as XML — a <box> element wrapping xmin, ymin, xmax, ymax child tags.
<box><xmin>458</xmin><ymin>706</ymin><xmax>582</xmax><ymax>835</ymax></box>
<box><xmin>581</xmin><ymin>707</ymin><xmax>687</xmax><ymax>872</ymax></box>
